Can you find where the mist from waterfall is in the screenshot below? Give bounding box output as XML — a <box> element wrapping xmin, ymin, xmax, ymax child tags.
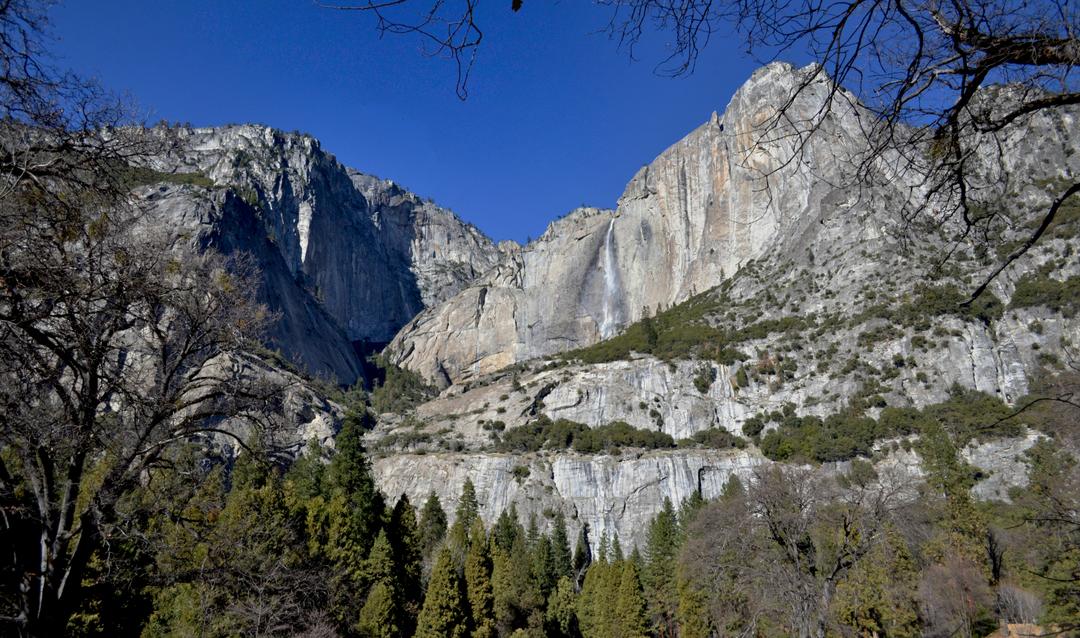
<box><xmin>599</xmin><ymin>217</ymin><xmax>620</xmax><ymax>339</ymax></box>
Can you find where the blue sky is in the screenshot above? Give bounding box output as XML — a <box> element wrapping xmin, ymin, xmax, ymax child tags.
<box><xmin>51</xmin><ymin>1</ymin><xmax>772</xmax><ymax>242</ymax></box>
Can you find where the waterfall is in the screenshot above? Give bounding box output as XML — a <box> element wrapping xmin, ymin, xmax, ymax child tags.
<box><xmin>599</xmin><ymin>217</ymin><xmax>620</xmax><ymax>339</ymax></box>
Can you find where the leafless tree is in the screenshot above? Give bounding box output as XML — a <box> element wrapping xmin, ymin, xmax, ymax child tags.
<box><xmin>680</xmin><ymin>464</ymin><xmax>901</xmax><ymax>638</ymax></box>
<box><xmin>324</xmin><ymin>0</ymin><xmax>1080</xmax><ymax>299</ymax></box>
<box><xmin>0</xmin><ymin>2</ymin><xmax>285</xmax><ymax>635</ymax></box>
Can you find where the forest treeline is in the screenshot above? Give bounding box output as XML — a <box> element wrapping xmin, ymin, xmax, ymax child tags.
<box><xmin>40</xmin><ymin>393</ymin><xmax>1080</xmax><ymax>638</ymax></box>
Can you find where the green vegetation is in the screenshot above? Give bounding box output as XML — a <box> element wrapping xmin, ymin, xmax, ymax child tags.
<box><xmin>560</xmin><ymin>290</ymin><xmax>815</xmax><ymax>365</ymax></box>
<box><xmin>495</xmin><ymin>416</ymin><xmax>675</xmax><ymax>454</ymax></box>
<box><xmin>753</xmin><ymin>386</ymin><xmax>1021</xmax><ymax>463</ymax></box>
<box><xmin>1009</xmin><ymin>271</ymin><xmax>1080</xmax><ymax>317</ymax></box>
<box><xmin>369</xmin><ymin>355</ymin><xmax>438</xmax><ymax>414</ymax></box>
<box><xmin>14</xmin><ymin>384</ymin><xmax>1080</xmax><ymax>637</ymax></box>
<box><xmin>678</xmin><ymin>428</ymin><xmax>747</xmax><ymax>450</ymax></box>
<box><xmin>691</xmin><ymin>364</ymin><xmax>716</xmax><ymax>393</ymax></box>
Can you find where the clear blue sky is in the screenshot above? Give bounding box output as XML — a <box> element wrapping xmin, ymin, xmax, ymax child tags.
<box><xmin>50</xmin><ymin>1</ymin><xmax>772</xmax><ymax>242</ymax></box>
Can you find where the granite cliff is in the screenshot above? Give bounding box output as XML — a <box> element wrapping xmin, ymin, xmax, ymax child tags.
<box><xmin>364</xmin><ymin>63</ymin><xmax>1080</xmax><ymax>548</ymax></box>
<box><xmin>137</xmin><ymin>124</ymin><xmax>504</xmax><ymax>383</ymax></box>
<box><xmin>136</xmin><ymin>63</ymin><xmax>1079</xmax><ymax>551</ymax></box>
<box><xmin>386</xmin><ymin>62</ymin><xmax>890</xmax><ymax>386</ymax></box>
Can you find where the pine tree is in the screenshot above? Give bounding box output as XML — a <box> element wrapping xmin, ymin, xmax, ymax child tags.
<box><xmin>551</xmin><ymin>511</ymin><xmax>573</xmax><ymax>580</ymax></box>
<box><xmin>455</xmin><ymin>477</ymin><xmax>480</xmax><ymax>530</ymax></box>
<box><xmin>491</xmin><ymin>546</ymin><xmax>520</xmax><ymax>635</ymax></box>
<box><xmin>493</xmin><ymin>504</ymin><xmax>520</xmax><ymax>553</ymax></box>
<box><xmin>326</xmin><ymin>408</ymin><xmax>385</xmax><ymax>559</ymax></box>
<box><xmin>419</xmin><ymin>491</ymin><xmax>449</xmax><ymax>559</ymax></box>
<box><xmin>306</xmin><ymin>409</ymin><xmax>386</xmax><ymax>627</ymax></box>
<box><xmin>531</xmin><ymin>534</ymin><xmax>557</xmax><ymax>599</ymax></box>
<box><xmin>357</xmin><ymin>581</ymin><xmax>401</xmax><ymax>638</ymax></box>
<box><xmin>576</xmin><ymin>562</ymin><xmax>605</xmax><ymax>638</ymax></box>
<box><xmin>578</xmin><ymin>559</ymin><xmax>618</xmax><ymax>638</ymax></box>
<box><xmin>720</xmin><ymin>474</ymin><xmax>745</xmax><ymax>502</ymax></box>
<box><xmin>611</xmin><ymin>535</ymin><xmax>624</xmax><ymax>562</ymax></box>
<box><xmin>675</xmin><ymin>575</ymin><xmax>710</xmax><ymax>638</ymax></box>
<box><xmin>833</xmin><ymin>526</ymin><xmax>920</xmax><ymax>638</ymax></box>
<box><xmin>678</xmin><ymin>490</ymin><xmax>706</xmax><ymax>528</ymax></box>
<box><xmin>614</xmin><ymin>561</ymin><xmax>649</xmax><ymax>638</ymax></box>
<box><xmin>597</xmin><ymin>533</ymin><xmax>610</xmax><ymax>565</ymax></box>
<box><xmin>545</xmin><ymin>576</ymin><xmax>579</xmax><ymax>638</ymax></box>
<box><xmin>464</xmin><ymin>521</ymin><xmax>497</xmax><ymax>638</ymax></box>
<box><xmin>416</xmin><ymin>547</ymin><xmax>468</xmax><ymax>638</ymax></box>
<box><xmin>644</xmin><ymin>498</ymin><xmax>680</xmax><ymax>636</ymax></box>
<box><xmin>284</xmin><ymin>438</ymin><xmax>326</xmax><ymax>504</ymax></box>
<box><xmin>231</xmin><ymin>436</ymin><xmax>271</xmax><ymax>491</ymax></box>
<box><xmin>388</xmin><ymin>494</ymin><xmax>424</xmax><ymax>629</ymax></box>
<box><xmin>525</xmin><ymin>514</ymin><xmax>540</xmax><ymax>550</ymax></box>
<box><xmin>449</xmin><ymin>478</ymin><xmax>481</xmax><ymax>563</ymax></box>
<box><xmin>365</xmin><ymin>531</ymin><xmax>397</xmax><ymax>592</ymax></box>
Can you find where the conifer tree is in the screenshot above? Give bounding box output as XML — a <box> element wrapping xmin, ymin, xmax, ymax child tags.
<box><xmin>449</xmin><ymin>478</ymin><xmax>481</xmax><ymax>563</ymax></box>
<box><xmin>551</xmin><ymin>512</ymin><xmax>573</xmax><ymax>580</ymax></box>
<box><xmin>614</xmin><ymin>561</ymin><xmax>650</xmax><ymax>638</ymax></box>
<box><xmin>231</xmin><ymin>437</ymin><xmax>271</xmax><ymax>491</ymax></box>
<box><xmin>388</xmin><ymin>494</ymin><xmax>424</xmax><ymax>627</ymax></box>
<box><xmin>611</xmin><ymin>535</ymin><xmax>624</xmax><ymax>562</ymax></box>
<box><xmin>525</xmin><ymin>513</ymin><xmax>540</xmax><ymax>549</ymax></box>
<box><xmin>644</xmin><ymin>498</ymin><xmax>680</xmax><ymax>635</ymax></box>
<box><xmin>491</xmin><ymin>546</ymin><xmax>520</xmax><ymax>635</ymax></box>
<box><xmin>531</xmin><ymin>534</ymin><xmax>558</xmax><ymax>599</ymax></box>
<box><xmin>576</xmin><ymin>562</ymin><xmax>605</xmax><ymax>638</ymax></box>
<box><xmin>678</xmin><ymin>490</ymin><xmax>706</xmax><ymax>528</ymax></box>
<box><xmin>419</xmin><ymin>491</ymin><xmax>449</xmax><ymax>560</ymax></box>
<box><xmin>493</xmin><ymin>504</ymin><xmax>520</xmax><ymax>553</ymax></box>
<box><xmin>357</xmin><ymin>581</ymin><xmax>401</xmax><ymax>638</ymax></box>
<box><xmin>674</xmin><ymin>575</ymin><xmax>710</xmax><ymax>638</ymax></box>
<box><xmin>284</xmin><ymin>438</ymin><xmax>327</xmax><ymax>504</ymax></box>
<box><xmin>465</xmin><ymin>520</ymin><xmax>497</xmax><ymax>638</ymax></box>
<box><xmin>597</xmin><ymin>533</ymin><xmax>610</xmax><ymax>565</ymax></box>
<box><xmin>455</xmin><ymin>477</ymin><xmax>480</xmax><ymax>531</ymax></box>
<box><xmin>326</xmin><ymin>408</ymin><xmax>385</xmax><ymax>559</ymax></box>
<box><xmin>305</xmin><ymin>410</ymin><xmax>386</xmax><ymax>626</ymax></box>
<box><xmin>416</xmin><ymin>547</ymin><xmax>468</xmax><ymax>638</ymax></box>
<box><xmin>365</xmin><ymin>530</ymin><xmax>397</xmax><ymax>583</ymax></box>
<box><xmin>545</xmin><ymin>576</ymin><xmax>580</xmax><ymax>638</ymax></box>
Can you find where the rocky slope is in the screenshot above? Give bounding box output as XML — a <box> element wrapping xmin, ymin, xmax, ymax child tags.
<box><xmin>387</xmin><ymin>62</ymin><xmax>892</xmax><ymax>387</ymax></box>
<box><xmin>366</xmin><ymin>63</ymin><xmax>1080</xmax><ymax>549</ymax></box>
<box><xmin>137</xmin><ymin>125</ymin><xmax>504</xmax><ymax>382</ymax></box>
<box><xmin>133</xmin><ymin>64</ymin><xmax>1079</xmax><ymax>552</ymax></box>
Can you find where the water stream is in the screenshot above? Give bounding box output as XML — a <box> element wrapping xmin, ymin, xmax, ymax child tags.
<box><xmin>599</xmin><ymin>217</ymin><xmax>620</xmax><ymax>338</ymax></box>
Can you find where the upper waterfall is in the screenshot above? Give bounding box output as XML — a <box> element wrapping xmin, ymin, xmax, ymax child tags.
<box><xmin>599</xmin><ymin>216</ymin><xmax>621</xmax><ymax>339</ymax></box>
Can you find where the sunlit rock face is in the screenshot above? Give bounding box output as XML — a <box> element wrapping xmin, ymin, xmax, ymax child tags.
<box><xmin>372</xmin><ymin>430</ymin><xmax>1040</xmax><ymax>551</ymax></box>
<box><xmin>374</xmin><ymin>449</ymin><xmax>766</xmax><ymax>552</ymax></box>
<box><xmin>386</xmin><ymin>62</ymin><xmax>888</xmax><ymax>387</ymax></box>
<box><xmin>143</xmin><ymin>125</ymin><xmax>504</xmax><ymax>383</ymax></box>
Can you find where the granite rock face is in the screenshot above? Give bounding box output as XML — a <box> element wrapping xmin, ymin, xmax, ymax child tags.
<box><xmin>140</xmin><ymin>125</ymin><xmax>503</xmax><ymax>382</ymax></box>
<box><xmin>373</xmin><ymin>430</ymin><xmax>1040</xmax><ymax>550</ymax></box>
<box><xmin>367</xmin><ymin>62</ymin><xmax>1080</xmax><ymax>549</ymax></box>
<box><xmin>374</xmin><ymin>449</ymin><xmax>766</xmax><ymax>552</ymax></box>
<box><xmin>387</xmin><ymin>63</ymin><xmax>885</xmax><ymax>386</ymax></box>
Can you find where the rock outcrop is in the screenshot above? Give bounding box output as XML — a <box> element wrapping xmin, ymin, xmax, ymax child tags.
<box><xmin>387</xmin><ymin>63</ymin><xmax>886</xmax><ymax>386</ymax></box>
<box><xmin>373</xmin><ymin>430</ymin><xmax>1040</xmax><ymax>550</ymax></box>
<box><xmin>367</xmin><ymin>62</ymin><xmax>1080</xmax><ymax>549</ymax></box>
<box><xmin>140</xmin><ymin>125</ymin><xmax>504</xmax><ymax>383</ymax></box>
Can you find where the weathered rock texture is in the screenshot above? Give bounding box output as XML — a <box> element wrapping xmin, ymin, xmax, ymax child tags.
<box><xmin>368</xmin><ymin>62</ymin><xmax>1080</xmax><ymax>549</ymax></box>
<box><xmin>138</xmin><ymin>125</ymin><xmax>503</xmax><ymax>383</ymax></box>
<box><xmin>387</xmin><ymin>63</ymin><xmax>889</xmax><ymax>386</ymax></box>
<box><xmin>373</xmin><ymin>429</ymin><xmax>1039</xmax><ymax>550</ymax></box>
